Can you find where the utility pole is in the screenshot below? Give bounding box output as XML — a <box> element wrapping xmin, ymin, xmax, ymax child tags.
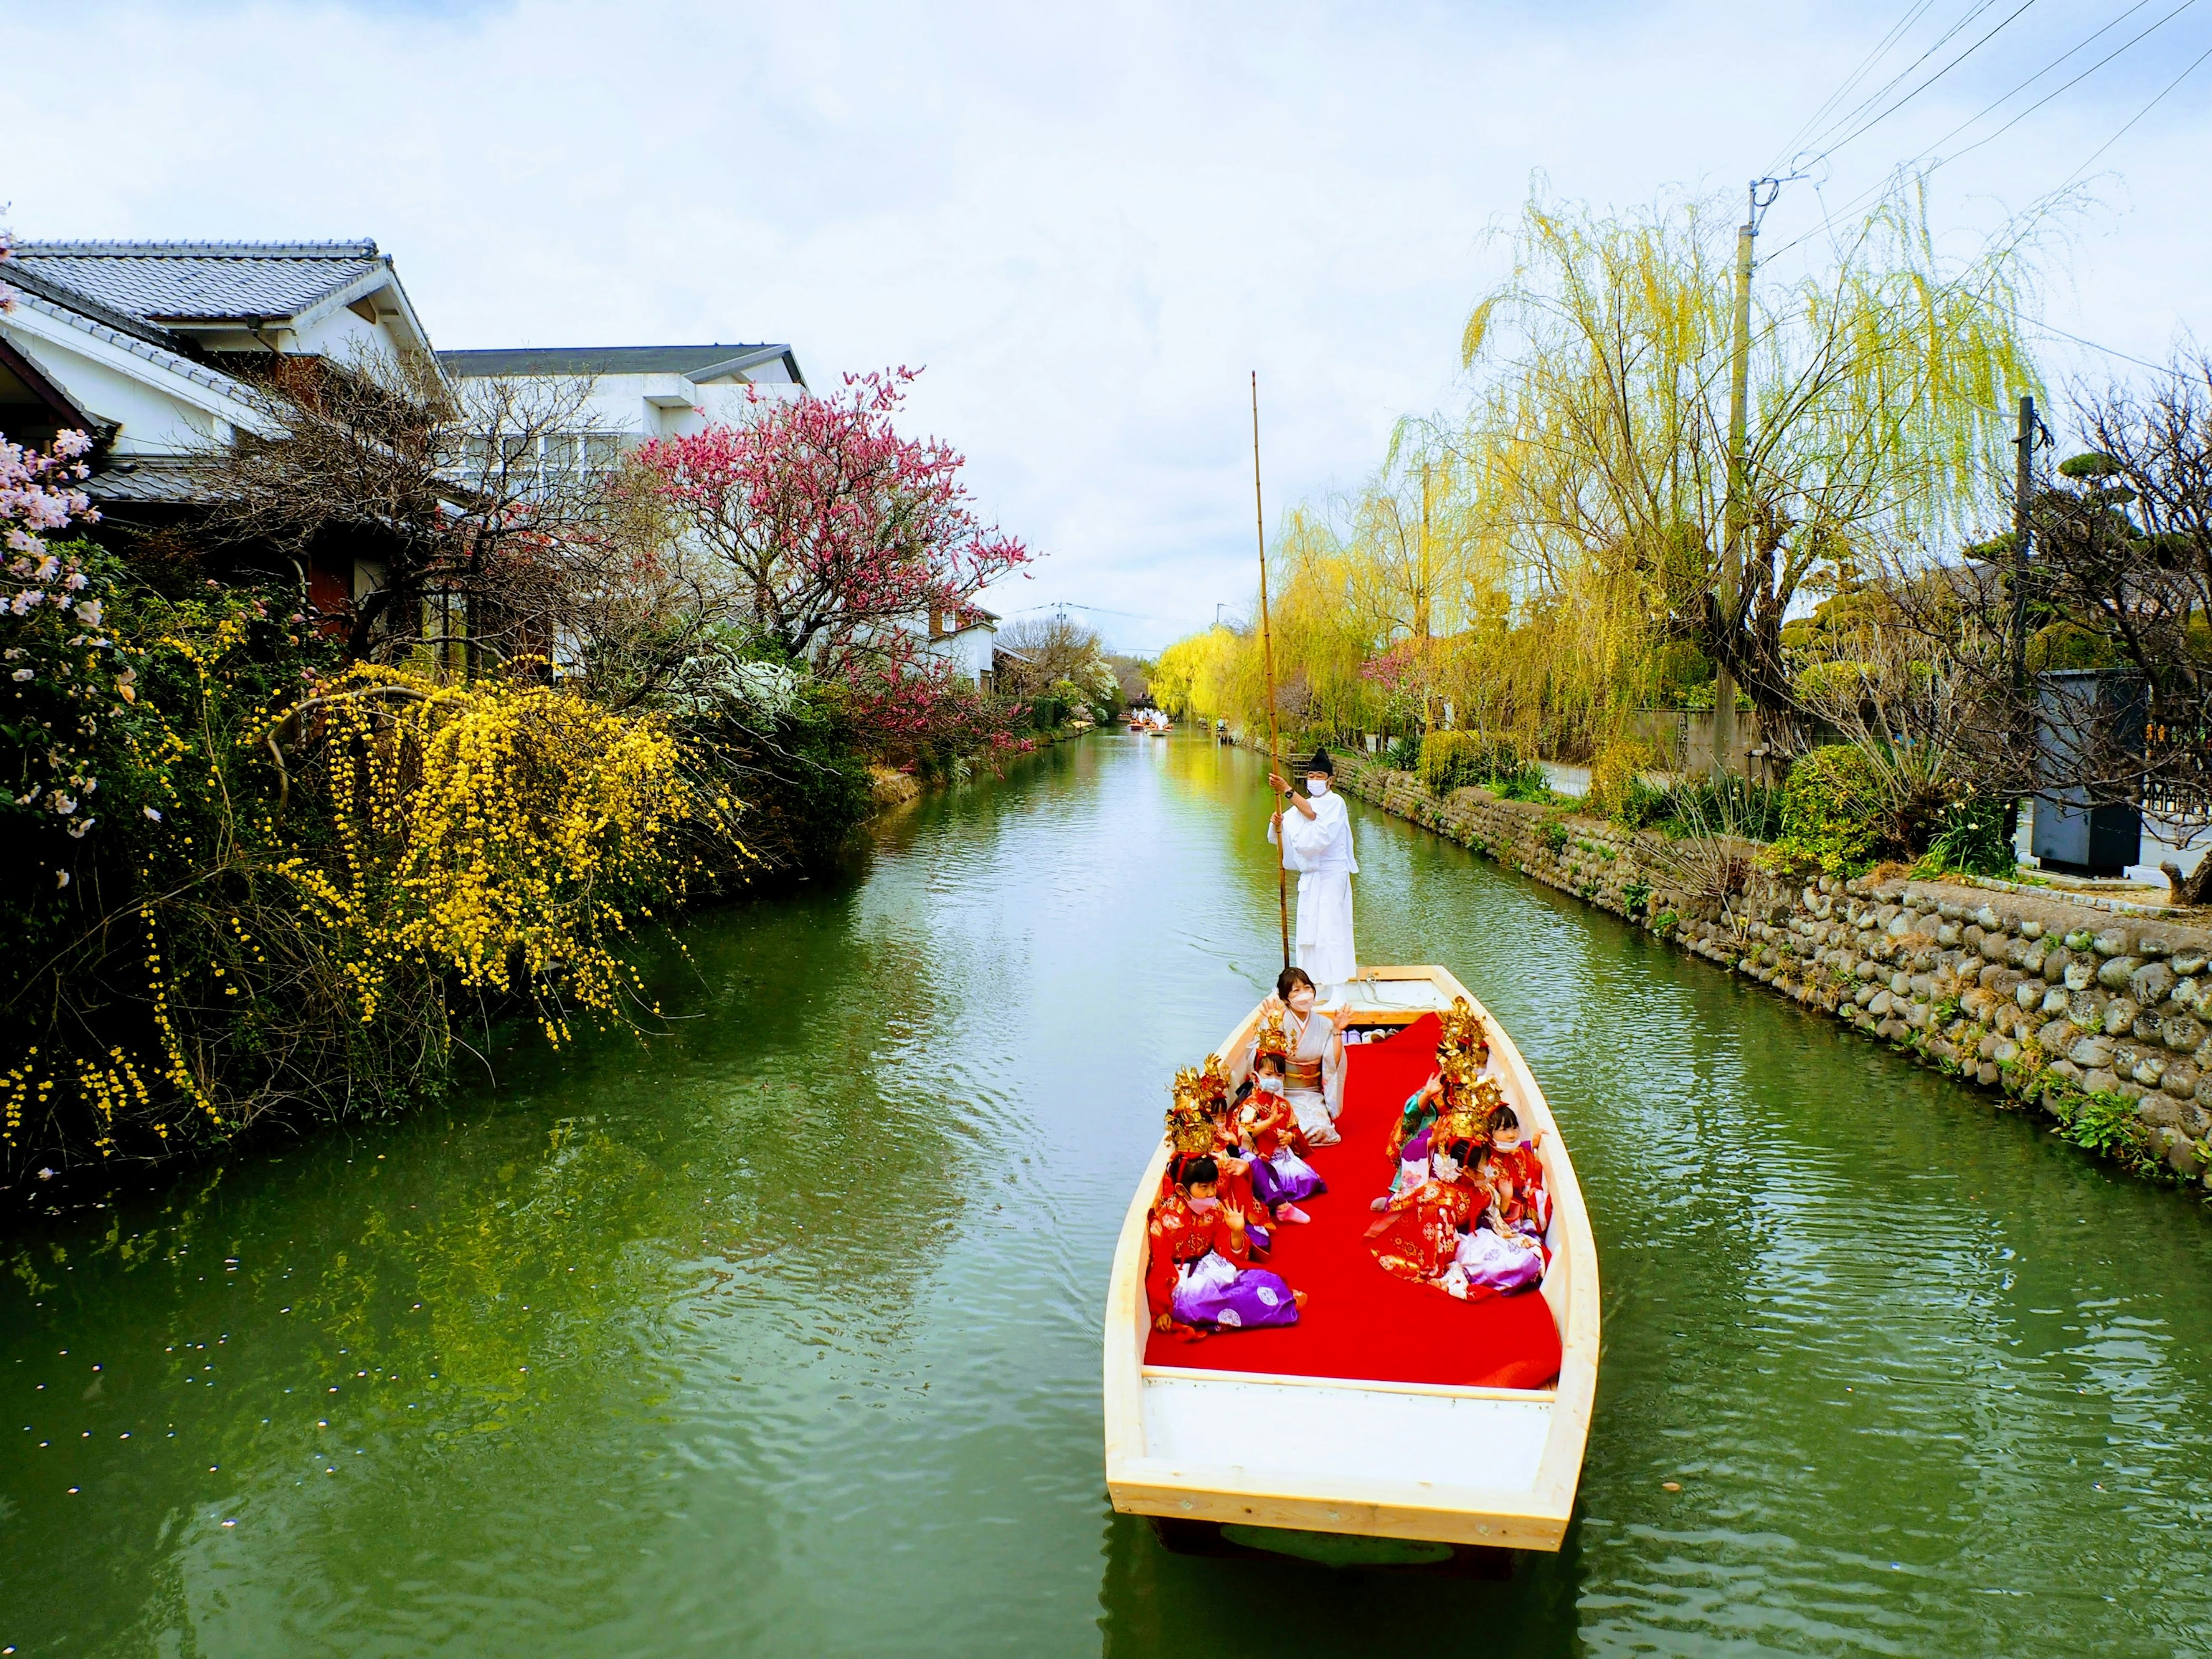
<box><xmin>2010</xmin><ymin>392</ymin><xmax>2035</xmax><ymax>697</ymax></box>
<box><xmin>1713</xmin><ymin>185</ymin><xmax>1759</xmax><ymax>778</ymax></box>
<box><xmin>1419</xmin><ymin>460</ymin><xmax>1433</xmax><ymax>732</ymax></box>
<box><xmin>1252</xmin><ymin>372</ymin><xmax>1290</xmax><ymax>971</ymax></box>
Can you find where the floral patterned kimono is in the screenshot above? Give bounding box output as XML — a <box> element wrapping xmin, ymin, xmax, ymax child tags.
<box><xmin>1367</xmin><ymin>1173</ymin><xmax>1480</xmax><ymax>1284</ymax></box>
<box><xmin>1380</xmin><ymin>1087</ymin><xmax>1450</xmax><ymax>1207</ymax></box>
<box><xmin>1488</xmin><ymin>1141</ymin><xmax>1551</xmax><ymax>1234</ymax></box>
<box><xmin>1438</xmin><ymin>1163</ymin><xmax>1547</xmax><ymax>1300</ymax></box>
<box><xmin>1156</xmin><ymin>1118</ymin><xmax>1272</xmax><ymax>1256</ymax></box>
<box><xmin>1145</xmin><ymin>1190</ymin><xmax>1301</xmax><ymax>1332</ymax></box>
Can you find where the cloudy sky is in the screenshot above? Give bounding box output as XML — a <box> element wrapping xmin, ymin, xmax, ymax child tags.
<box><xmin>10</xmin><ymin>0</ymin><xmax>2209</xmax><ymax>652</ymax></box>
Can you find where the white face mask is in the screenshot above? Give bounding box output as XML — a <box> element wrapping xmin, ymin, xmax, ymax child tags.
<box><xmin>1255</xmin><ymin>1073</ymin><xmax>1283</xmax><ymax>1095</ymax></box>
<box><xmin>1287</xmin><ymin>988</ymin><xmax>1315</xmax><ymax>1015</ymax></box>
<box><xmin>1305</xmin><ymin>778</ymin><xmax>1328</xmax><ymax>797</ymax></box>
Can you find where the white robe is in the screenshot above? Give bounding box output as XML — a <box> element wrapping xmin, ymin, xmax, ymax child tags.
<box><xmin>1268</xmin><ymin>789</ymin><xmax>1358</xmax><ymax>987</ymax></box>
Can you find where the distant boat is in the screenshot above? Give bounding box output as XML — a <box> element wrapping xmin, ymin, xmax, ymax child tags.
<box><xmin>1102</xmin><ymin>965</ymin><xmax>1600</xmax><ymax>1565</ymax></box>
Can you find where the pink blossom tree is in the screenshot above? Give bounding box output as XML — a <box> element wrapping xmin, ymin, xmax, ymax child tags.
<box><xmin>2</xmin><ymin>225</ymin><xmax>113</xmax><ymax>832</ymax></box>
<box><xmin>0</xmin><ymin>228</ymin><xmax>99</xmax><ymax>570</ymax></box>
<box><xmin>635</xmin><ymin>369</ymin><xmax>1032</xmax><ymax>682</ymax></box>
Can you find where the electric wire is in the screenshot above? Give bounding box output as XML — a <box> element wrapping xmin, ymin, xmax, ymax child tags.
<box><xmin>1762</xmin><ymin>0</ymin><xmax>2205</xmax><ymax>261</ymax></box>
<box><xmin>2050</xmin><ymin>33</ymin><xmax>2212</xmax><ymax>191</ymax></box>
<box><xmin>1794</xmin><ymin>0</ymin><xmax>2040</xmax><ymax>169</ymax></box>
<box><xmin>1904</xmin><ymin>0</ymin><xmax>2199</xmax><ymax>173</ymax></box>
<box><xmin>1899</xmin><ymin>0</ymin><xmax>2156</xmax><ymax>166</ymax></box>
<box><xmin>1766</xmin><ymin>0</ymin><xmax>1944</xmax><ymax>174</ymax></box>
<box><xmin>2029</xmin><ymin>321</ymin><xmax>2173</xmax><ymax>374</ymax></box>
<box><xmin>1780</xmin><ymin>0</ymin><xmax>2008</xmax><ymax>167</ymax></box>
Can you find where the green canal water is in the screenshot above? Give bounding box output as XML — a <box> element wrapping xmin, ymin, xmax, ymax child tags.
<box><xmin>6</xmin><ymin>734</ymin><xmax>2212</xmax><ymax>1657</ymax></box>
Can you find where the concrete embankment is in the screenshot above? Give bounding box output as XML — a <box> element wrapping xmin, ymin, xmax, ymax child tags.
<box><xmin>1317</xmin><ymin>749</ymin><xmax>2212</xmax><ymax>1192</ymax></box>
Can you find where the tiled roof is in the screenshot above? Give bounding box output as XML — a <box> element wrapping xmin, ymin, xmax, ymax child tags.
<box><xmin>81</xmin><ymin>457</ymin><xmax>207</xmax><ymax>503</ymax></box>
<box><xmin>438</xmin><ymin>343</ymin><xmax>802</xmax><ymax>382</ymax></box>
<box><xmin>2</xmin><ymin>288</ymin><xmax>249</xmax><ymax>402</ymax></box>
<box><xmin>10</xmin><ymin>240</ymin><xmax>385</xmax><ymax>325</ymax></box>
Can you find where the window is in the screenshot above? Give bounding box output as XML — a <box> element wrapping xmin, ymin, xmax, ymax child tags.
<box><xmin>466</xmin><ymin>432</ymin><xmax>627</xmax><ymax>495</ymax></box>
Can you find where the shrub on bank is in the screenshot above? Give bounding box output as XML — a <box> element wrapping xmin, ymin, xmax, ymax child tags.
<box><xmin>1771</xmin><ymin>744</ymin><xmax>1887</xmax><ymax>875</ymax></box>
<box><xmin>1418</xmin><ymin>732</ymin><xmax>1543</xmax><ymax>798</ymax></box>
<box><xmin>1418</xmin><ymin>730</ymin><xmax>1488</xmax><ymax>793</ymax></box>
<box><xmin>1915</xmin><ymin>797</ymin><xmax>2018</xmax><ymax>880</ymax></box>
<box><xmin>1</xmin><ymin>548</ymin><xmax>741</xmax><ymax>1177</ymax></box>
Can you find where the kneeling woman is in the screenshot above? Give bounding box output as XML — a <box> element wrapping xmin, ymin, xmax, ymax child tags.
<box><xmin>1147</xmin><ymin>1135</ymin><xmax>1308</xmax><ymax>1335</ymax></box>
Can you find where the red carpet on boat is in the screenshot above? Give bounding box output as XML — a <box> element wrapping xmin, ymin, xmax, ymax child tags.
<box><xmin>1141</xmin><ymin>1012</ymin><xmax>1563</xmax><ymax>1391</ymax></box>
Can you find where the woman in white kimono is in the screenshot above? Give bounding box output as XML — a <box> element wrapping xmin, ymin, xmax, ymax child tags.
<box><xmin>1233</xmin><ymin>968</ymin><xmax>1346</xmax><ymax>1147</ymax></box>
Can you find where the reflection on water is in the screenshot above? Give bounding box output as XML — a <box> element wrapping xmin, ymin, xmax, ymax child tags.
<box><xmin>4</xmin><ymin>734</ymin><xmax>2211</xmax><ymax>1657</ymax></box>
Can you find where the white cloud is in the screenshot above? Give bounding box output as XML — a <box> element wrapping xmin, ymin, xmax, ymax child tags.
<box><xmin>9</xmin><ymin>0</ymin><xmax>2207</xmax><ymax>652</ymax></box>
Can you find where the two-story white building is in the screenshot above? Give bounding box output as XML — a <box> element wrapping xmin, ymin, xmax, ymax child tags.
<box><xmin>435</xmin><ymin>342</ymin><xmax>808</xmax><ymax>463</ymax></box>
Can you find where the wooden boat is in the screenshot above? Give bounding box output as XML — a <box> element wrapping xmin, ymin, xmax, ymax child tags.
<box><xmin>1103</xmin><ymin>964</ymin><xmax>1599</xmax><ymax>1560</ymax></box>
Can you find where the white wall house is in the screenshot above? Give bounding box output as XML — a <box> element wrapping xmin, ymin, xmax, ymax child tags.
<box><xmin>0</xmin><ymin>239</ymin><xmax>434</xmax><ymax>612</ymax></box>
<box><xmin>921</xmin><ymin>607</ymin><xmax>999</xmax><ymax>691</ymax></box>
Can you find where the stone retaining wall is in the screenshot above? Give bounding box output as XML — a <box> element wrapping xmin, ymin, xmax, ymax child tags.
<box><xmin>1319</xmin><ymin>749</ymin><xmax>2212</xmax><ymax>1193</ymax></box>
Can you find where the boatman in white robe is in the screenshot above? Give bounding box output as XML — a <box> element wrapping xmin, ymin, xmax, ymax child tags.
<box><xmin>1267</xmin><ymin>745</ymin><xmax>1358</xmax><ymax>993</ymax></box>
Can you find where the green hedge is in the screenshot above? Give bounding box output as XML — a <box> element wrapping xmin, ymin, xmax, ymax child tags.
<box><xmin>1772</xmin><ymin>744</ymin><xmax>1886</xmax><ymax>875</ymax></box>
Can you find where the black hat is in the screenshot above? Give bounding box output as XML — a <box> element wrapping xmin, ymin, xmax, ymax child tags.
<box><xmin>1303</xmin><ymin>745</ymin><xmax>1334</xmax><ymax>775</ymax></box>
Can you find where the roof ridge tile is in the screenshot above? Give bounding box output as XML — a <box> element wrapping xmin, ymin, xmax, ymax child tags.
<box><xmin>16</xmin><ymin>240</ymin><xmax>380</xmax><ymax>260</ymax></box>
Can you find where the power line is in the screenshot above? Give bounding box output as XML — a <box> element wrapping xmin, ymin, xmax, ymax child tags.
<box><xmin>1003</xmin><ymin>601</ymin><xmax>1150</xmax><ymax>620</ymax></box>
<box><xmin>1901</xmin><ymin>0</ymin><xmax>2156</xmax><ymax>164</ymax></box>
<box><xmin>1798</xmin><ymin>0</ymin><xmax>2040</xmax><ymax>169</ymax></box>
<box><xmin>1910</xmin><ymin>0</ymin><xmax>2199</xmax><ymax>171</ymax></box>
<box><xmin>2026</xmin><ymin>318</ymin><xmax>2168</xmax><ymax>369</ymax></box>
<box><xmin>1768</xmin><ymin>0</ymin><xmax>1943</xmax><ymax>173</ymax></box>
<box><xmin>1763</xmin><ymin>0</ymin><xmax>2202</xmax><ymax>262</ymax></box>
<box><xmin>2052</xmin><ymin>32</ymin><xmax>2212</xmax><ymax>190</ymax></box>
<box><xmin>1783</xmin><ymin>0</ymin><xmax>2006</xmax><ymax>166</ymax></box>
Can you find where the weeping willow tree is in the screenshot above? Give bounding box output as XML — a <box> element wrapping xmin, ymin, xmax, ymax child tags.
<box><xmin>1154</xmin><ymin>176</ymin><xmax>2049</xmax><ymax>761</ymax></box>
<box><xmin>1452</xmin><ymin>179</ymin><xmax>2044</xmax><ymax>750</ymax></box>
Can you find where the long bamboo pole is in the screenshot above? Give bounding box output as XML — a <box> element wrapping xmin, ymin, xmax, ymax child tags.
<box><xmin>1252</xmin><ymin>371</ymin><xmax>1290</xmax><ymax>971</ymax></box>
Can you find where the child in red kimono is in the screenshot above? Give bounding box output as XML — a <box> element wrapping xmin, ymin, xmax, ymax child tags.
<box><xmin>1373</xmin><ymin>1063</ymin><xmax>1501</xmax><ymax>1212</ymax></box>
<box><xmin>1171</xmin><ymin>1059</ymin><xmax>1274</xmax><ymax>1252</ymax></box>
<box><xmin>1364</xmin><ymin>1131</ymin><xmax>1484</xmax><ymax>1283</ymax></box>
<box><xmin>1238</xmin><ymin>1052</ymin><xmax>1322</xmax><ymax>1224</ymax></box>
<box><xmin>1438</xmin><ymin>1143</ymin><xmax>1547</xmax><ymax>1298</ymax></box>
<box><xmin>1484</xmin><ymin>1101</ymin><xmax>1550</xmax><ymax>1234</ymax></box>
<box><xmin>1147</xmin><ymin>1153</ymin><xmax>1306</xmax><ymax>1335</ymax></box>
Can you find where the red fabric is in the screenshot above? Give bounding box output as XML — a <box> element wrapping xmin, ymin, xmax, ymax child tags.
<box><xmin>1142</xmin><ymin>1012</ymin><xmax>1563</xmax><ymax>1389</ymax></box>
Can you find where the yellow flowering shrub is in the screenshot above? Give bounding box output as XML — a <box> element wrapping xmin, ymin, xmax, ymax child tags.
<box><xmin>276</xmin><ymin>665</ymin><xmax>720</xmax><ymax>1047</ymax></box>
